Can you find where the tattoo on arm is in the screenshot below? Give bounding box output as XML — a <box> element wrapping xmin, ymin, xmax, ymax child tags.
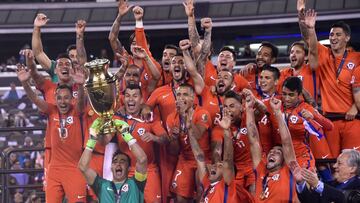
<box><xmin>196</xmin><ymin>29</ymin><xmax>212</xmax><ymax>77</ymax></box>
<box><xmin>109</xmin><ymin>15</ymin><xmax>124</xmax><ymax>54</ymax></box>
<box><xmin>189</xmin><ymin>134</ymin><xmax>205</xmax><ymax>162</ymax></box>
<box><xmin>188</xmin><ymin>16</ymin><xmax>200</xmax><ymax>49</ymax></box>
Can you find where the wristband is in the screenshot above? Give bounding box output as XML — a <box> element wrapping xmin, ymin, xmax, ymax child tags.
<box><xmin>135</xmin><ymin>20</ymin><xmax>143</xmax><ymax>28</ymax></box>
<box><xmin>86</xmin><ymin>139</ymin><xmax>97</xmax><ymax>151</ymax></box>
<box><xmin>122</xmin><ymin>132</ymin><xmax>134</xmax><ymax>143</ymax></box>
<box><xmin>127</xmin><ymin>139</ymin><xmax>137</xmax><ymax>147</ymax></box>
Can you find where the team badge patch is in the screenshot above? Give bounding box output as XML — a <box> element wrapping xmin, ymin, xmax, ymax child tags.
<box><xmin>137</xmin><ymin>128</ymin><xmax>145</xmax><ymax>136</ymax></box>
<box><xmin>121</xmin><ymin>183</ymin><xmax>129</xmax><ymax>192</ymax></box>
<box><xmin>272</xmin><ymin>174</ymin><xmax>280</xmax><ymax>181</ymax></box>
<box><xmin>201</xmin><ymin>114</ymin><xmax>208</xmax><ymax>123</ymax></box>
<box><xmin>347</xmin><ymin>62</ymin><xmax>355</xmax><ymax>70</ymax></box>
<box><xmin>66</xmin><ymin>116</ymin><xmax>73</xmax><ymax>124</ymax></box>
<box><xmin>289</xmin><ymin>115</ymin><xmax>298</xmax><ymax>124</ymax></box>
<box><xmin>144</xmin><ymin>73</ymin><xmax>149</xmax><ymax>80</ymax></box>
<box><xmin>73</xmin><ymin>91</ymin><xmax>78</xmax><ymax>98</ymax></box>
<box><xmin>240</xmin><ymin>127</ymin><xmax>247</xmax><ymax>135</ymax></box>
<box><xmin>297</xmin><ymin>75</ymin><xmax>304</xmax><ymax>81</ymax></box>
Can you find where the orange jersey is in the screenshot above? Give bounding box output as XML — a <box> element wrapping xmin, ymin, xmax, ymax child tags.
<box><xmin>257</xmin><ymin>98</ymin><xmax>278</xmax><ymax>154</ymax></box>
<box><xmin>37</xmin><ymin>79</ymin><xmax>79</xmax><ymax>104</ymax></box>
<box><xmin>211</xmin><ymin>120</ymin><xmax>252</xmax><ymax>169</ymax></box>
<box><xmin>243</xmin><ymin>68</ymin><xmax>261</xmax><ymax>91</ymax></box>
<box><xmin>204</xmin><ymin>61</ymin><xmax>218</xmax><ymax>87</ymax></box>
<box><xmin>199</xmin><ymin>86</ymin><xmax>224</xmax><ymax>124</ymax></box>
<box><xmin>278</xmin><ymin>64</ymin><xmax>319</xmax><ymax>100</ymax></box>
<box><xmin>201</xmin><ymin>175</ymin><xmax>254</xmax><ymax>203</ymax></box>
<box><xmin>233</xmin><ymin>74</ymin><xmax>251</xmax><ymax>93</ymax></box>
<box><xmin>116</xmin><ymin>116</ymin><xmax>167</xmax><ymax>167</ymax></box>
<box><xmin>158</xmin><ymin>69</ymin><xmax>173</xmax><ymax>87</ymax></box>
<box><xmin>268</xmin><ymin>101</ymin><xmax>317</xmax><ymax>168</ymax></box>
<box><xmin>352</xmin><ymin>66</ymin><xmax>360</xmax><ymax>89</ymax></box>
<box><xmin>317</xmin><ymin>43</ymin><xmax>360</xmax><ymax>113</ymax></box>
<box><xmin>166</xmin><ymin>107</ymin><xmax>212</xmax><ymax>162</ymax></box>
<box><xmin>44</xmin><ymin>104</ymin><xmax>84</xmax><ymax>168</ymax></box>
<box><xmin>254</xmin><ymin>161</ymin><xmax>297</xmax><ymax>203</ymax></box>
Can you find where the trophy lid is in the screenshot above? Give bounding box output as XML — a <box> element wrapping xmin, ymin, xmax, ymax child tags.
<box><xmin>85</xmin><ymin>59</ymin><xmax>110</xmax><ymax>70</ymax></box>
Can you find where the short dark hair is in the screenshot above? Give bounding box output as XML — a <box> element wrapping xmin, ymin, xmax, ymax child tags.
<box><xmin>178</xmin><ymin>83</ymin><xmax>194</xmax><ymax>94</ymax></box>
<box><xmin>124</xmin><ymin>84</ymin><xmax>142</xmax><ymax>97</ymax></box>
<box><xmin>219</xmin><ymin>46</ymin><xmax>237</xmax><ymax>62</ymax></box>
<box><xmin>290</xmin><ymin>41</ymin><xmax>308</xmax><ymax>55</ymax></box>
<box><xmin>164</xmin><ymin>44</ymin><xmax>179</xmax><ymax>54</ymax></box>
<box><xmin>282</xmin><ymin>76</ymin><xmax>302</xmax><ymax>94</ymax></box>
<box><xmin>112</xmin><ymin>150</ymin><xmax>131</xmax><ymax>166</ymax></box>
<box><xmin>260</xmin><ymin>41</ymin><xmax>279</xmax><ymax>59</ymax></box>
<box><xmin>56</xmin><ymin>53</ymin><xmax>72</xmax><ymax>62</ymax></box>
<box><xmin>66</xmin><ymin>44</ymin><xmax>76</xmax><ymax>54</ymax></box>
<box><xmin>331</xmin><ymin>21</ymin><xmax>351</xmax><ymax>36</ymax></box>
<box><xmin>56</xmin><ymin>84</ymin><xmax>73</xmax><ymax>96</ymax></box>
<box><xmin>129</xmin><ymin>32</ymin><xmax>150</xmax><ymax>47</ymax></box>
<box><xmin>262</xmin><ymin>65</ymin><xmax>280</xmax><ymax>80</ymax></box>
<box><xmin>224</xmin><ymin>90</ymin><xmax>242</xmax><ymax>104</ymax></box>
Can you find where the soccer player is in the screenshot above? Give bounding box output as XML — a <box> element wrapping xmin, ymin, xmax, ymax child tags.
<box><xmin>245</xmin><ymin>94</ymin><xmax>303</xmax><ymax>202</ymax></box>
<box><xmin>183</xmin><ymin>0</ymin><xmax>215</xmax><ymax>86</ymax></box>
<box><xmin>145</xmin><ymin>39</ymin><xmax>205</xmax><ymax>202</ymax></box>
<box><xmin>32</xmin><ymin>13</ymin><xmax>87</xmax><ymax>82</ymax></box>
<box><xmin>241</xmin><ymin>42</ymin><xmax>278</xmax><ymax>93</ymax></box>
<box><xmin>166</xmin><ymin>84</ymin><xmax>211</xmax><ymax>202</ymax></box>
<box><xmin>79</xmin><ymin>118</ymin><xmax>148</xmax><ymax>203</ymax></box>
<box><xmin>353</xmin><ymin>66</ymin><xmax>360</xmax><ymax>112</ymax></box>
<box><xmin>269</xmin><ymin>77</ymin><xmax>334</xmax><ymax>168</ymax></box>
<box><xmin>189</xmin><ymin>109</ymin><xmax>254</xmax><ymax>203</ymax></box>
<box><xmin>17</xmin><ymin>64</ymin><xmax>88</xmax><ymax>203</ymax></box>
<box><xmin>298</xmin><ymin>0</ymin><xmax>360</xmax><ymax>156</ymax></box>
<box><xmin>278</xmin><ymin>41</ymin><xmax>319</xmax><ymax>105</ymax></box>
<box><xmin>115</xmin><ymin>84</ymin><xmax>169</xmax><ymax>203</ymax></box>
<box><xmin>159</xmin><ymin>44</ymin><xmax>178</xmax><ymax>86</ymax></box>
<box><xmin>109</xmin><ymin>1</ymin><xmax>161</xmax><ymax>100</ymax></box>
<box><xmin>211</xmin><ymin>91</ymin><xmax>254</xmax><ymax>192</ymax></box>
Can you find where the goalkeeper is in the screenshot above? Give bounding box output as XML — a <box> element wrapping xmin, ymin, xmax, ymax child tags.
<box><xmin>78</xmin><ymin>118</ymin><xmax>148</xmax><ymax>203</ymax></box>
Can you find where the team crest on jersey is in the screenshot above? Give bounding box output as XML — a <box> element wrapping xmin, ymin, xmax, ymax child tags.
<box><xmin>172</xmin><ymin>182</ymin><xmax>177</xmax><ymax>189</ymax></box>
<box><xmin>272</xmin><ymin>174</ymin><xmax>280</xmax><ymax>181</ymax></box>
<box><xmin>289</xmin><ymin>115</ymin><xmax>298</xmax><ymax>124</ymax></box>
<box><xmin>144</xmin><ymin>73</ymin><xmax>149</xmax><ymax>80</ymax></box>
<box><xmin>347</xmin><ymin>62</ymin><xmax>355</xmax><ymax>70</ymax></box>
<box><xmin>66</xmin><ymin>116</ymin><xmax>73</xmax><ymax>124</ymax></box>
<box><xmin>201</xmin><ymin>114</ymin><xmax>208</xmax><ymax>123</ymax></box>
<box><xmin>209</xmin><ymin>186</ymin><xmax>215</xmax><ymax>194</ymax></box>
<box><xmin>121</xmin><ymin>183</ymin><xmax>129</xmax><ymax>192</ymax></box>
<box><xmin>240</xmin><ymin>127</ymin><xmax>247</xmax><ymax>135</ymax></box>
<box><xmin>73</xmin><ymin>91</ymin><xmax>78</xmax><ymax>98</ymax></box>
<box><xmin>137</xmin><ymin>128</ymin><xmax>145</xmax><ymax>136</ymax></box>
<box><xmin>297</xmin><ymin>75</ymin><xmax>304</xmax><ymax>81</ymax></box>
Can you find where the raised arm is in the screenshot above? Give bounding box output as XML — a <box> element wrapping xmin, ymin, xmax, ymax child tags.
<box><xmin>20</xmin><ymin>49</ymin><xmax>45</xmax><ymax>87</ymax></box>
<box><xmin>195</xmin><ymin>18</ymin><xmax>212</xmax><ymax>78</ymax></box>
<box><xmin>75</xmin><ymin>20</ymin><xmax>87</xmax><ymax>66</ymax></box>
<box><xmin>179</xmin><ymin>39</ymin><xmax>205</xmax><ymax>95</ymax></box>
<box><xmin>189</xmin><ymin>125</ymin><xmax>207</xmax><ymax>181</ymax></box>
<box><xmin>244</xmin><ymin>92</ymin><xmax>262</xmax><ymax>169</ymax></box>
<box><xmin>270</xmin><ymin>97</ymin><xmax>299</xmax><ymax>171</ymax></box>
<box><xmin>108</xmin><ymin>0</ymin><xmax>133</xmax><ymax>55</ymax></box>
<box><xmin>303</xmin><ymin>9</ymin><xmax>318</xmax><ymax>70</ymax></box>
<box><xmin>17</xmin><ymin>65</ymin><xmax>48</xmax><ymax>113</ymax></box>
<box><xmin>114</xmin><ymin>119</ymin><xmax>147</xmax><ymax>175</ymax></box>
<box><xmin>132</xmin><ymin>46</ymin><xmax>160</xmax><ymax>93</ymax></box>
<box><xmin>71</xmin><ymin>67</ymin><xmax>86</xmax><ymax>114</ymax></box>
<box><xmin>183</xmin><ymin>0</ymin><xmax>201</xmax><ymax>55</ymax></box>
<box><xmin>32</xmin><ymin>13</ymin><xmax>52</xmax><ymax>70</ymax></box>
<box><xmin>78</xmin><ymin>118</ymin><xmax>103</xmax><ymax>185</ymax></box>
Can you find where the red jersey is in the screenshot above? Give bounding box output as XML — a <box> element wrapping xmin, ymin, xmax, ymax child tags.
<box><xmin>44</xmin><ymin>104</ymin><xmax>84</xmax><ymax>168</ymax></box>
<box><xmin>199</xmin><ymin>86</ymin><xmax>224</xmax><ymax>124</ymax></box>
<box><xmin>278</xmin><ymin>64</ymin><xmax>319</xmax><ymax>100</ymax></box>
<box><xmin>352</xmin><ymin>66</ymin><xmax>360</xmax><ymax>89</ymax></box>
<box><xmin>317</xmin><ymin>43</ymin><xmax>360</xmax><ymax>113</ymax></box>
<box><xmin>166</xmin><ymin>107</ymin><xmax>211</xmax><ymax>163</ymax></box>
<box><xmin>254</xmin><ymin>161</ymin><xmax>297</xmax><ymax>203</ymax></box>
<box><xmin>211</xmin><ymin>119</ymin><xmax>252</xmax><ymax>170</ymax></box>
<box><xmin>233</xmin><ymin>74</ymin><xmax>251</xmax><ymax>93</ymax></box>
<box><xmin>201</xmin><ymin>175</ymin><xmax>254</xmax><ymax>203</ymax></box>
<box><xmin>116</xmin><ymin>116</ymin><xmax>167</xmax><ymax>169</ymax></box>
<box><xmin>37</xmin><ymin>79</ymin><xmax>78</xmax><ymax>104</ymax></box>
<box><xmin>204</xmin><ymin>61</ymin><xmax>218</xmax><ymax>87</ymax></box>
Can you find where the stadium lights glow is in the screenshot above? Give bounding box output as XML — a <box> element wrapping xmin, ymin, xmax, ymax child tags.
<box><xmin>319</xmin><ymin>39</ymin><xmax>330</xmax><ymax>45</ymax></box>
<box><xmin>250</xmin><ymin>43</ymin><xmax>262</xmax><ymax>50</ymax></box>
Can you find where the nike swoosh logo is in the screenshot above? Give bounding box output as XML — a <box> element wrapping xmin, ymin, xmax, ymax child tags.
<box><xmin>107</xmin><ymin>187</ymin><xmax>113</xmax><ymax>191</ymax></box>
<box><xmin>321</xmin><ymin>154</ymin><xmax>329</xmax><ymax>159</ymax></box>
<box><xmin>156</xmin><ymin>195</ymin><xmax>161</xmax><ymax>198</ymax></box>
<box><xmin>162</xmin><ymin>94</ymin><xmax>170</xmax><ymax>99</ymax></box>
<box><xmin>353</xmin><ymin>146</ymin><xmax>360</xmax><ymax>150</ymax></box>
<box><xmin>210</xmin><ymin>76</ymin><xmax>216</xmax><ymax>80</ymax></box>
<box><xmin>209</xmin><ymin>101</ymin><xmax>217</xmax><ymax>106</ymax></box>
<box><xmin>77</xmin><ymin>195</ymin><xmax>86</xmax><ymax>199</ymax></box>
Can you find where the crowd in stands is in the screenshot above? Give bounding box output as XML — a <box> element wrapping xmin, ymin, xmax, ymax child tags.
<box><xmin>1</xmin><ymin>0</ymin><xmax>360</xmax><ymax>202</ymax></box>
